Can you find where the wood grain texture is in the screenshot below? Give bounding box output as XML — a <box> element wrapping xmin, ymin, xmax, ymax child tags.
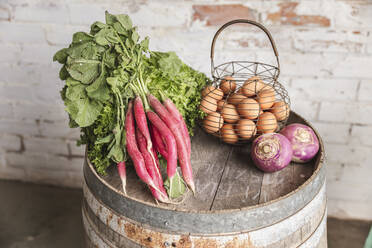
<box><xmin>83</xmin><ymin>181</ymin><xmax>327</xmax><ymax>248</ymax></box>
<box><xmin>211</xmin><ymin>145</ymin><xmax>264</xmax><ymax>210</ymax></box>
<box><xmin>101</xmin><ymin>112</ymin><xmax>318</xmax><ymax>211</ymax></box>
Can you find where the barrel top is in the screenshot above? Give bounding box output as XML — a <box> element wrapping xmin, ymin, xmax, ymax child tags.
<box><xmin>87</xmin><ymin>111</ymin><xmax>324</xmax><ymax>214</ymax></box>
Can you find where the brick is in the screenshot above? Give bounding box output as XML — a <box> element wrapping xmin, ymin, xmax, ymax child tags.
<box><xmin>222</xmin><ymin>27</ymin><xmax>293</xmax><ymax>52</ymax></box>
<box><xmin>39</xmin><ymin>120</ymin><xmax>80</xmax><ymax>139</ymax></box>
<box><xmin>0</xmin><ymin>3</ymin><xmax>11</xmax><ymax>20</ymax></box>
<box><xmin>13</xmin><ymin>102</ymin><xmax>66</xmax><ymax>121</ymax></box>
<box><xmin>0</xmin><ymin>22</ymin><xmax>46</xmax><ymax>43</ymax></box>
<box><xmin>0</xmin><ymin>134</ymin><xmax>21</xmax><ymax>151</ymax></box>
<box><xmin>331</xmin><ymin>55</ymin><xmax>372</xmax><ymax>79</ymax></box>
<box><xmin>312</xmin><ymin>122</ymin><xmax>350</xmax><ymax>144</ymax></box>
<box><xmin>24</xmin><ymin>137</ymin><xmax>68</xmax><ymax>155</ymax></box>
<box><xmin>264</xmin><ymin>2</ymin><xmax>330</xmax><ymax>27</ymax></box>
<box><xmin>7</xmin><ymin>152</ymin><xmax>82</xmax><ymax>172</ymax></box>
<box><xmin>21</xmin><ymin>44</ymin><xmax>63</xmax><ymax>64</ymax></box>
<box><xmin>325</xmin><ymin>143</ymin><xmax>370</xmax><ymax>165</ymax></box>
<box><xmin>350</xmin><ymin>124</ymin><xmax>372</xmax><ymax>147</ymax></box>
<box><xmin>0</xmin><ymin>83</ymin><xmax>34</xmax><ymax>102</ymax></box>
<box><xmin>358</xmin><ymin>80</ymin><xmax>372</xmax><ymax>101</ymax></box>
<box><xmin>68</xmin><ymin>3</ymin><xmax>106</xmax><ymax>25</ymax></box>
<box><xmin>328</xmin><ymin>199</ymin><xmax>372</xmax><ymax>220</ymax></box>
<box><xmin>334</xmin><ymin>1</ymin><xmax>372</xmax><ymax>29</ymax></box>
<box><xmin>0</xmin><ymin>63</ymin><xmax>41</xmax><ymax>84</ymax></box>
<box><xmin>256</xmin><ymin>51</ymin><xmax>327</xmax><ymax>77</ymax></box>
<box><xmin>290</xmin><ymin>100</ymin><xmax>319</xmax><ymax>121</ymax></box>
<box><xmin>0</xmin><ymin>119</ymin><xmax>39</xmax><ymax>136</ymax></box>
<box><xmin>45</xmin><ymin>24</ymin><xmax>89</xmax><ymax>46</ymax></box>
<box><xmin>289</xmin><ymin>78</ymin><xmax>358</xmax><ymax>101</ymax></box>
<box><xmin>132</xmin><ymin>2</ymin><xmax>192</xmax><ymax>28</ymax></box>
<box><xmin>24</xmin><ymin>168</ymin><xmax>83</xmax><ymax>188</ymax></box>
<box><xmin>14</xmin><ymin>3</ymin><xmax>69</xmax><ymax>24</ymax></box>
<box><xmin>325</xmin><ymin>162</ymin><xmax>344</xmax><ymax>183</ymax></box>
<box><xmin>319</xmin><ymin>102</ymin><xmax>372</xmax><ymax>124</ymax></box>
<box><xmin>293</xmin><ymin>29</ymin><xmax>367</xmax><ymax>53</ymax></box>
<box><xmin>0</xmin><ymin>44</ymin><xmax>21</xmax><ymax>63</ymax></box>
<box><xmin>0</xmin><ymin>163</ymin><xmax>26</xmax><ymax>181</ymax></box>
<box><xmin>0</xmin><ymin>102</ymin><xmax>13</xmax><ymax>119</ymax></box>
<box><xmin>327</xmin><ymin>180</ymin><xmax>372</xmax><ymax>202</ymax></box>
<box><xmin>69</xmin><ymin>142</ymin><xmax>85</xmax><ymax>156</ymax></box>
<box><xmin>193</xmin><ymin>4</ymin><xmax>257</xmax><ymax>26</ymax></box>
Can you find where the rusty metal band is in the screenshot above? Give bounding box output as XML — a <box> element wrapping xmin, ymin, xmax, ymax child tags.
<box><xmin>83</xmin><ymin>157</ymin><xmax>325</xmax><ymax>235</ymax></box>
<box><xmin>83</xmin><ymin>183</ymin><xmax>327</xmax><ymax>247</ymax></box>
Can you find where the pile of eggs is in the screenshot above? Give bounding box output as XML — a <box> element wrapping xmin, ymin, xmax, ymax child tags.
<box><xmin>200</xmin><ymin>75</ymin><xmax>290</xmax><ymax>144</ymax></box>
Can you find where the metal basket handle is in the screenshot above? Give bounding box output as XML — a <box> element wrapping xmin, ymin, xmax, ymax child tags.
<box><xmin>210</xmin><ymin>19</ymin><xmax>280</xmax><ymax>79</ymax></box>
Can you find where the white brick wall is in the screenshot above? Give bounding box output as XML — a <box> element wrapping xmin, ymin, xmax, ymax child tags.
<box><xmin>0</xmin><ymin>0</ymin><xmax>371</xmax><ymax>220</ymax></box>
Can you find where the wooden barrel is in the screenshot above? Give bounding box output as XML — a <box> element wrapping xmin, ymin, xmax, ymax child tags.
<box><xmin>82</xmin><ymin>112</ymin><xmax>327</xmax><ymax>248</ymax></box>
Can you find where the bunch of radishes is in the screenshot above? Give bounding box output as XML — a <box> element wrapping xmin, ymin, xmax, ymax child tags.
<box><xmin>200</xmin><ymin>75</ymin><xmax>290</xmax><ymax>144</ymax></box>
<box><xmin>119</xmin><ymin>94</ymin><xmax>194</xmax><ymax>203</ymax></box>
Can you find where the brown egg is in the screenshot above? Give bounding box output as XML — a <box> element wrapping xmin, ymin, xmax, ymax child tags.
<box><xmin>202</xmin><ymin>85</ymin><xmax>224</xmax><ymax>101</ymax></box>
<box><xmin>256</xmin><ymin>87</ymin><xmax>275</xmax><ymax>110</ymax></box>
<box><xmin>242</xmin><ymin>76</ymin><xmax>265</xmax><ymax>97</ymax></box>
<box><xmin>203</xmin><ymin>112</ymin><xmax>224</xmax><ymax>134</ymax></box>
<box><xmin>221</xmin><ymin>103</ymin><xmax>239</xmax><ymax>123</ymax></box>
<box><xmin>221</xmin><ymin>124</ymin><xmax>238</xmax><ymax>144</ymax></box>
<box><xmin>237</xmin><ymin>98</ymin><xmax>260</xmax><ymax>120</ymax></box>
<box><xmin>217</xmin><ymin>100</ymin><xmax>226</xmax><ymax>112</ymax></box>
<box><xmin>220</xmin><ymin>76</ymin><xmax>237</xmax><ymax>94</ymax></box>
<box><xmin>200</xmin><ymin>96</ymin><xmax>217</xmax><ymax>114</ymax></box>
<box><xmin>237</xmin><ymin>119</ymin><xmax>256</xmax><ymax>140</ymax></box>
<box><xmin>227</xmin><ymin>93</ymin><xmax>247</xmax><ymax>105</ymax></box>
<box><xmin>270</xmin><ymin>101</ymin><xmax>289</xmax><ymax>121</ymax></box>
<box><xmin>257</xmin><ymin>112</ymin><xmax>277</xmax><ymax>134</ymax></box>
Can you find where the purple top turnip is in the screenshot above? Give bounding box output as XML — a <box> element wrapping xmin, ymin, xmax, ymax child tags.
<box><xmin>251</xmin><ymin>133</ymin><xmax>293</xmax><ymax>173</ymax></box>
<box><xmin>280</xmin><ymin>123</ymin><xmax>319</xmax><ymax>163</ymax></box>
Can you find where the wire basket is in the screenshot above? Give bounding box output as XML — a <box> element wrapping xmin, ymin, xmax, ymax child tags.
<box><xmin>200</xmin><ymin>19</ymin><xmax>291</xmax><ymax>145</ymax></box>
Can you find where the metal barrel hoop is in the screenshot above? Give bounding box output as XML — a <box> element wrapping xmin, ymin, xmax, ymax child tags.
<box><xmin>210</xmin><ymin>19</ymin><xmax>280</xmax><ymax>80</ymax></box>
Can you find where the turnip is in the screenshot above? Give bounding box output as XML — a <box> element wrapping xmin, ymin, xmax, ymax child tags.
<box><xmin>280</xmin><ymin>123</ymin><xmax>319</xmax><ymax>163</ymax></box>
<box><xmin>251</xmin><ymin>133</ymin><xmax>292</xmax><ymax>172</ymax></box>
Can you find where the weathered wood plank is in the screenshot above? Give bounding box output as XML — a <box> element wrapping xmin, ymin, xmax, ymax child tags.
<box><xmin>103</xmin><ymin>126</ymin><xmax>233</xmax><ymax>211</ymax></box>
<box><xmin>259</xmin><ymin>163</ymin><xmax>295</xmax><ymax>204</ymax></box>
<box><xmin>211</xmin><ymin>145</ymin><xmax>264</xmax><ymax>210</ymax></box>
<box><xmin>102</xmin><ymin>111</ymin><xmax>318</xmax><ymax>212</ymax></box>
<box><xmin>175</xmin><ymin>126</ymin><xmax>233</xmax><ymax>211</ymax></box>
<box><xmin>293</xmin><ymin>161</ymin><xmax>316</xmax><ymax>188</ymax></box>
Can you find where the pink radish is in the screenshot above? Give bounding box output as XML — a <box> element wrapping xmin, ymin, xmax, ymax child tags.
<box><xmin>117</xmin><ymin>161</ymin><xmax>127</xmax><ymax>195</ymax></box>
<box><xmin>148</xmin><ymin>94</ymin><xmax>195</xmax><ymax>193</ymax></box>
<box><xmin>147</xmin><ymin>111</ymin><xmax>178</xmax><ymax>184</ymax></box>
<box><xmin>150</xmin><ymin>124</ymin><xmax>168</xmax><ymax>159</ymax></box>
<box><xmin>133</xmin><ymin>96</ymin><xmax>160</xmax><ymax>179</ymax></box>
<box><xmin>136</xmin><ymin>127</ymin><xmax>168</xmax><ymax>202</ymax></box>
<box><xmin>163</xmin><ymin>98</ymin><xmax>191</xmax><ymax>157</ymax></box>
<box><xmin>125</xmin><ymin>101</ymin><xmax>161</xmax><ymax>194</ymax></box>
